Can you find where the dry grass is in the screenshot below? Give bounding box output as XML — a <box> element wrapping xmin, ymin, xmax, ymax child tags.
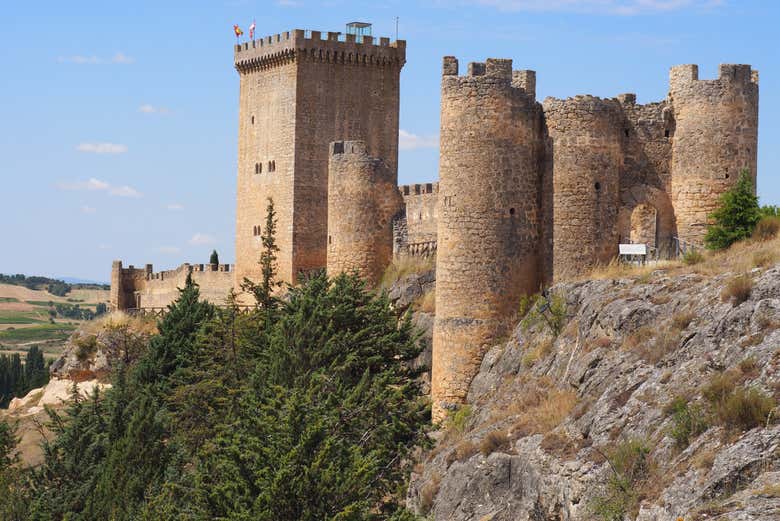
<box><xmin>691</xmin><ymin>447</ymin><xmax>717</xmax><ymax>471</ymax></box>
<box><xmin>671</xmin><ymin>310</ymin><xmax>696</xmax><ymax>331</ymax></box>
<box><xmin>752</xmin><ymin>249</ymin><xmax>778</xmax><ymax>268</ymax></box>
<box><xmin>79</xmin><ymin>311</ymin><xmax>158</xmax><ymax>336</ymax></box>
<box><xmin>754</xmin><ymin>483</ymin><xmax>780</xmax><ymax>497</ymax></box>
<box><xmin>509</xmin><ymin>388</ymin><xmax>578</xmax><ymax>439</ymax></box>
<box><xmin>752</xmin><ymin>216</ymin><xmax>780</xmax><ymax>241</ymax></box>
<box><xmin>480</xmin><ymin>430</ymin><xmax>510</xmax><ymax>456</ymax></box>
<box><xmin>418</xmin><ymin>472</ymin><xmax>441</xmax><ymax>514</ymax></box>
<box><xmin>445</xmin><ymin>439</ymin><xmax>479</xmax><ymax>466</ymax></box>
<box><xmin>540</xmin><ymin>432</ymin><xmax>584</xmax><ymax>460</ymax></box>
<box><xmin>720</xmin><ymin>274</ymin><xmax>753</xmax><ymax>305</ymax></box>
<box><xmin>380</xmin><ymin>256</ymin><xmax>434</xmax><ymax>289</ymax></box>
<box><xmin>416</xmin><ymin>289</ymin><xmax>436</xmax><ymax>313</ymax></box>
<box><xmin>586</xmin><ymin>259</ymin><xmax>679</xmax><ymax>282</ymax></box>
<box><xmin>522</xmin><ymin>336</ymin><xmax>554</xmax><ymax>367</ymax></box>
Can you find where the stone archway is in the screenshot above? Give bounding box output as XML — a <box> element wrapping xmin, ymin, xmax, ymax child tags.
<box><xmin>618</xmin><ymin>184</ymin><xmax>676</xmax><ymax>254</ymax></box>
<box><xmin>630</xmin><ymin>203</ymin><xmax>658</xmax><ymax>247</ymax></box>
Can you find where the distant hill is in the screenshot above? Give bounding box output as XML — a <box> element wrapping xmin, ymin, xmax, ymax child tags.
<box><xmin>58</xmin><ymin>276</ymin><xmax>110</xmax><ymax>286</ymax></box>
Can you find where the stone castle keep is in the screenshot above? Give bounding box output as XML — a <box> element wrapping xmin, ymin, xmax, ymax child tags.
<box><xmin>111</xmin><ymin>26</ymin><xmax>759</xmax><ymax>420</ymax></box>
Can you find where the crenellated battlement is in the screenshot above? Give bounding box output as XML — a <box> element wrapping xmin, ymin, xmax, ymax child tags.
<box><xmin>398</xmin><ymin>182</ymin><xmax>438</xmax><ymax>197</ymax></box>
<box><xmin>120</xmin><ymin>262</ymin><xmax>231</xmax><ymax>282</ymax></box>
<box><xmin>669</xmin><ymin>63</ymin><xmax>759</xmax><ymax>94</ymax></box>
<box><xmin>441</xmin><ymin>56</ymin><xmax>537</xmax><ymax>102</ymax></box>
<box><xmin>234</xmin><ymin>28</ymin><xmax>406</xmax><ymax>72</ymax></box>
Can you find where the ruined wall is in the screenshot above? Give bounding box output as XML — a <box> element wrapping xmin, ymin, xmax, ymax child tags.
<box><xmin>543</xmin><ymin>96</ymin><xmax>623</xmax><ymax>282</ymax></box>
<box><xmin>326</xmin><ymin>141</ymin><xmax>402</xmax><ymax>285</ymax></box>
<box><xmin>433</xmin><ymin>57</ymin><xmax>543</xmax><ymax>421</ymax></box>
<box><xmin>669</xmin><ymin>64</ymin><xmax>759</xmax><ymax>245</ymax></box>
<box><xmin>110</xmin><ymin>262</ymin><xmax>233</xmax><ymax>311</ymax></box>
<box><xmin>234</xmin><ymin>29</ymin><xmax>405</xmax><ymax>286</ymax></box>
<box><xmin>394</xmin><ymin>183</ymin><xmax>439</xmax><ymax>258</ymax></box>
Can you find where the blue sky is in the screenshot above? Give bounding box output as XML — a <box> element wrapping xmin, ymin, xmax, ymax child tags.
<box><xmin>1</xmin><ymin>0</ymin><xmax>777</xmax><ymax>281</ymax></box>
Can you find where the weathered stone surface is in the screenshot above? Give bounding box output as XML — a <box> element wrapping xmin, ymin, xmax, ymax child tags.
<box><xmin>410</xmin><ymin>263</ymin><xmax>780</xmax><ymax>520</ymax></box>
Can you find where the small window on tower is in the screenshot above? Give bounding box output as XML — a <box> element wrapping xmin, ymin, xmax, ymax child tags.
<box><xmin>255</xmin><ymin>163</ymin><xmax>262</xmax><ymax>174</ymax></box>
<box><xmin>251</xmin><ymin>115</ymin><xmax>255</xmax><ymax>125</ymax></box>
<box><xmin>664</xmin><ymin>129</ymin><xmax>670</xmax><ymax>138</ymax></box>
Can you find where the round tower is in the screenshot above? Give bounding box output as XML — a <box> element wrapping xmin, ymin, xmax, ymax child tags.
<box><xmin>432</xmin><ymin>57</ymin><xmax>544</xmax><ymax>421</ymax></box>
<box><xmin>543</xmin><ymin>95</ymin><xmax>623</xmax><ymax>281</ymax></box>
<box><xmin>326</xmin><ymin>141</ymin><xmax>402</xmax><ymax>285</ymax></box>
<box><xmin>669</xmin><ymin>64</ymin><xmax>759</xmax><ymax>245</ymax></box>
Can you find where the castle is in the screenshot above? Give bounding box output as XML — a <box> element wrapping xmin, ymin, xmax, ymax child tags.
<box><xmin>110</xmin><ymin>25</ymin><xmax>759</xmax><ymax>421</ymax></box>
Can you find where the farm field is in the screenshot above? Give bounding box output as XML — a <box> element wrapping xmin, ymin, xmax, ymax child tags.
<box><xmin>0</xmin><ymin>282</ymin><xmax>110</xmax><ymax>360</ymax></box>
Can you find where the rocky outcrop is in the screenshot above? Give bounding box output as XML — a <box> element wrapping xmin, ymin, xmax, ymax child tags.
<box><xmin>408</xmin><ymin>263</ymin><xmax>780</xmax><ymax>520</ymax></box>
<box><xmin>49</xmin><ymin>313</ymin><xmax>156</xmax><ymax>382</ymax></box>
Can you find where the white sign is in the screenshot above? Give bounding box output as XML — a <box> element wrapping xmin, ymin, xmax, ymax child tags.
<box><xmin>619</xmin><ymin>243</ymin><xmax>647</xmax><ymax>255</ymax></box>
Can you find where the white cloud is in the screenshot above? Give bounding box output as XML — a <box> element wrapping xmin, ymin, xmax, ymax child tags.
<box><xmin>108</xmin><ymin>185</ymin><xmax>142</xmax><ymax>198</ymax></box>
<box><xmin>399</xmin><ymin>129</ymin><xmax>439</xmax><ymax>151</ymax></box>
<box><xmin>98</xmin><ymin>244</ymin><xmax>111</xmax><ymax>250</ymax></box>
<box><xmin>471</xmin><ymin>0</ymin><xmax>722</xmax><ymax>14</ymax></box>
<box><xmin>111</xmin><ymin>52</ymin><xmax>134</xmax><ymax>64</ymax></box>
<box><xmin>166</xmin><ymin>203</ymin><xmax>184</xmax><ymax>211</ymax></box>
<box><xmin>76</xmin><ymin>142</ymin><xmax>128</xmax><ymax>154</ymax></box>
<box><xmin>57</xmin><ymin>52</ymin><xmax>135</xmax><ymax>64</ymax></box>
<box><xmin>139</xmin><ymin>104</ymin><xmax>171</xmax><ymax>114</ymax></box>
<box><xmin>80</xmin><ymin>205</ymin><xmax>97</xmax><ymax>214</ymax></box>
<box><xmin>189</xmin><ymin>233</ymin><xmax>216</xmax><ymax>246</ymax></box>
<box><xmin>57</xmin><ymin>177</ymin><xmax>142</xmax><ymax>198</ymax></box>
<box><xmin>158</xmin><ymin>246</ymin><xmax>181</xmax><ymax>254</ymax></box>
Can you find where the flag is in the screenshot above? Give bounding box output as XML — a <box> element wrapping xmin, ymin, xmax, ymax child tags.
<box><xmin>249</xmin><ymin>20</ymin><xmax>256</xmax><ymax>40</ymax></box>
<box><xmin>234</xmin><ymin>24</ymin><xmax>243</xmax><ymax>38</ymax></box>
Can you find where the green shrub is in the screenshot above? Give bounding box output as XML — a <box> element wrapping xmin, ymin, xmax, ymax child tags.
<box><xmin>74</xmin><ymin>335</ymin><xmax>98</xmax><ymax>362</ymax></box>
<box><xmin>665</xmin><ymin>396</ymin><xmax>709</xmax><ymax>449</ymax></box>
<box><xmin>715</xmin><ymin>387</ymin><xmax>775</xmax><ymax>431</ymax></box>
<box><xmin>704</xmin><ymin>170</ymin><xmax>761</xmax><ymax>250</ymax></box>
<box><xmin>445</xmin><ymin>404</ymin><xmax>472</xmax><ymax>433</ymax></box>
<box><xmin>520</xmin><ymin>291</ymin><xmax>567</xmax><ymax>336</ymax></box>
<box><xmin>590</xmin><ymin>438</ymin><xmax>652</xmax><ymax>521</ymax></box>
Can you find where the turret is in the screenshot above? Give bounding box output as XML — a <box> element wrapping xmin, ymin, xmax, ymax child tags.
<box><xmin>543</xmin><ymin>95</ymin><xmax>623</xmax><ymax>281</ymax></box>
<box><xmin>432</xmin><ymin>57</ymin><xmax>544</xmax><ymax>421</ymax></box>
<box><xmin>669</xmin><ymin>64</ymin><xmax>759</xmax><ymax>245</ymax></box>
<box><xmin>110</xmin><ymin>260</ymin><xmax>124</xmax><ymax>311</ymax></box>
<box><xmin>326</xmin><ymin>141</ymin><xmax>402</xmax><ymax>285</ymax></box>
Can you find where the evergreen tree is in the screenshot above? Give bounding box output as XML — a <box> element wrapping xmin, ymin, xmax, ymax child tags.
<box><xmin>242</xmin><ymin>197</ymin><xmax>281</xmax><ymax>310</ymax></box>
<box><xmin>704</xmin><ymin>170</ymin><xmax>761</xmax><ymax>250</ymax></box>
<box><xmin>134</xmin><ymin>272</ymin><xmax>214</xmax><ymax>387</ymax></box>
<box><xmin>209</xmin><ymin>249</ymin><xmax>219</xmax><ymax>265</ymax></box>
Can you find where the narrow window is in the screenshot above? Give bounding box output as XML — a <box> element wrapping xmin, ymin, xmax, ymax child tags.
<box><xmin>594</xmin><ymin>182</ymin><xmax>601</xmax><ymax>191</ymax></box>
<box><xmin>251</xmin><ymin>115</ymin><xmax>255</xmax><ymax>125</ymax></box>
<box><xmin>664</xmin><ymin>129</ymin><xmax>670</xmax><ymax>138</ymax></box>
<box><xmin>328</xmin><ymin>235</ymin><xmax>332</xmax><ymax>245</ymax></box>
<box><xmin>624</xmin><ymin>129</ymin><xmax>629</xmax><ymax>137</ymax></box>
<box><xmin>509</xmin><ymin>208</ymin><xmax>516</xmax><ymax>216</ymax></box>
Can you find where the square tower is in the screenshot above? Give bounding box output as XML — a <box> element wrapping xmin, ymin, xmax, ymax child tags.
<box><xmin>233</xmin><ymin>28</ymin><xmax>406</xmax><ymax>286</ymax></box>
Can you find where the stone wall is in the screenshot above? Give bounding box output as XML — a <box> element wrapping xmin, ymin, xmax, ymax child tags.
<box><xmin>109</xmin><ymin>261</ymin><xmax>233</xmax><ymax>311</ymax></box>
<box><xmin>543</xmin><ymin>96</ymin><xmax>623</xmax><ymax>282</ymax></box>
<box><xmin>394</xmin><ymin>183</ymin><xmax>439</xmax><ymax>258</ymax></box>
<box><xmin>234</xmin><ymin>30</ymin><xmax>405</xmax><ymax>286</ymax></box>
<box><xmin>432</xmin><ymin>57</ymin><xmax>543</xmax><ymax>421</ymax></box>
<box><xmin>669</xmin><ymin>64</ymin><xmax>759</xmax><ymax>245</ymax></box>
<box><xmin>326</xmin><ymin>141</ymin><xmax>402</xmax><ymax>285</ymax></box>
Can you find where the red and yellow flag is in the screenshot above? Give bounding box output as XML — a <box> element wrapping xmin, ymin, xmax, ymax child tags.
<box><xmin>234</xmin><ymin>24</ymin><xmax>243</xmax><ymax>37</ymax></box>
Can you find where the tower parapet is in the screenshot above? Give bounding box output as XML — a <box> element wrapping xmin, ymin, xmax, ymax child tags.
<box><xmin>326</xmin><ymin>141</ymin><xmax>402</xmax><ymax>285</ymax></box>
<box><xmin>234</xmin><ymin>29</ymin><xmax>406</xmax><ymax>73</ymax></box>
<box><xmin>543</xmin><ymin>95</ymin><xmax>623</xmax><ymax>281</ymax></box>
<box><xmin>432</xmin><ymin>56</ymin><xmax>544</xmax><ymax>420</ymax></box>
<box><xmin>669</xmin><ymin>63</ymin><xmax>759</xmax><ymax>245</ymax></box>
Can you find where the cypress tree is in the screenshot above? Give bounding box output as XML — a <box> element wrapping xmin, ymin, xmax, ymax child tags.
<box><xmin>704</xmin><ymin>170</ymin><xmax>761</xmax><ymax>250</ymax></box>
<box><xmin>209</xmin><ymin>249</ymin><xmax>219</xmax><ymax>266</ymax></box>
